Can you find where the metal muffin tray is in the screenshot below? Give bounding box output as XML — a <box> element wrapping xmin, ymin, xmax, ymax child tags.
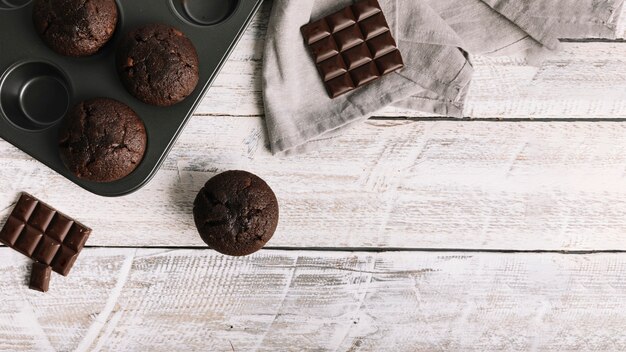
<box><xmin>0</xmin><ymin>0</ymin><xmax>263</xmax><ymax>197</ymax></box>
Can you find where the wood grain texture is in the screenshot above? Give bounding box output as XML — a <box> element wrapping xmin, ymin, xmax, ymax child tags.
<box><xmin>0</xmin><ymin>4</ymin><xmax>625</xmax><ymax>352</ymax></box>
<box><xmin>2</xmin><ymin>248</ymin><xmax>626</xmax><ymax>351</ymax></box>
<box><xmin>614</xmin><ymin>1</ymin><xmax>626</xmax><ymax>38</ymax></box>
<box><xmin>1</xmin><ymin>119</ymin><xmax>624</xmax><ymax>250</ymax></box>
<box><xmin>199</xmin><ymin>2</ymin><xmax>626</xmax><ymax>119</ymax></box>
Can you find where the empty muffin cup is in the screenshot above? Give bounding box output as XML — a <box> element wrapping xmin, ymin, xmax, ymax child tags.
<box><xmin>0</xmin><ymin>61</ymin><xmax>71</xmax><ymax>131</ymax></box>
<box><xmin>171</xmin><ymin>0</ymin><xmax>239</xmax><ymax>26</ymax></box>
<box><xmin>0</xmin><ymin>0</ymin><xmax>31</xmax><ymax>9</ymax></box>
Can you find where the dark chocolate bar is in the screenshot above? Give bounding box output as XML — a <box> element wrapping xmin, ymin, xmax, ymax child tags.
<box><xmin>0</xmin><ymin>193</ymin><xmax>91</xmax><ymax>276</ymax></box>
<box><xmin>301</xmin><ymin>0</ymin><xmax>404</xmax><ymax>98</ymax></box>
<box><xmin>29</xmin><ymin>262</ymin><xmax>52</xmax><ymax>293</ymax></box>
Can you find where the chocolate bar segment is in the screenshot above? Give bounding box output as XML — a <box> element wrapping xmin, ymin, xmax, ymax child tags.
<box><xmin>14</xmin><ymin>225</ymin><xmax>43</xmax><ymax>257</ymax></box>
<box><xmin>0</xmin><ymin>193</ymin><xmax>91</xmax><ymax>276</ymax></box>
<box><xmin>377</xmin><ymin>50</ymin><xmax>405</xmax><ymax>75</ymax></box>
<box><xmin>29</xmin><ymin>262</ymin><xmax>52</xmax><ymax>293</ymax></box>
<box><xmin>301</xmin><ymin>0</ymin><xmax>404</xmax><ymax>98</ymax></box>
<box><xmin>0</xmin><ymin>217</ymin><xmax>25</xmax><ymax>246</ymax></box>
<box><xmin>326</xmin><ymin>7</ymin><xmax>356</xmax><ymax>32</ymax></box>
<box><xmin>352</xmin><ymin>0</ymin><xmax>382</xmax><ymax>21</ymax></box>
<box><xmin>33</xmin><ymin>237</ymin><xmax>61</xmax><ymax>265</ymax></box>
<box><xmin>52</xmin><ymin>246</ymin><xmax>79</xmax><ymax>276</ymax></box>
<box><xmin>326</xmin><ymin>73</ymin><xmax>355</xmax><ymax>98</ymax></box>
<box><xmin>301</xmin><ymin>19</ymin><xmax>331</xmax><ymax>45</ymax></box>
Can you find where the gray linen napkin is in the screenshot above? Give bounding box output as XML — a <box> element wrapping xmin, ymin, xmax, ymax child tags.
<box><xmin>262</xmin><ymin>0</ymin><xmax>623</xmax><ymax>155</ymax></box>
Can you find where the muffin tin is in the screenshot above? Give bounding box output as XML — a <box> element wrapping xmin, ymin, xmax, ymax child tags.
<box><xmin>0</xmin><ymin>0</ymin><xmax>263</xmax><ymax>196</ymax></box>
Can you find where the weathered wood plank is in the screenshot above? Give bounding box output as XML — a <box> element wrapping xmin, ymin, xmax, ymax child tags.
<box><xmin>2</xmin><ymin>248</ymin><xmax>626</xmax><ymax>351</ymax></box>
<box><xmin>0</xmin><ymin>249</ymin><xmax>133</xmax><ymax>352</ymax></box>
<box><xmin>1</xmin><ymin>119</ymin><xmax>624</xmax><ymax>250</ymax></box>
<box><xmin>619</xmin><ymin>5</ymin><xmax>626</xmax><ymax>38</ymax></box>
<box><xmin>198</xmin><ymin>2</ymin><xmax>626</xmax><ymax>119</ymax></box>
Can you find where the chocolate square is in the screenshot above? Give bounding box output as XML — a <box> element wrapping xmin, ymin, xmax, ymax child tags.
<box><xmin>309</xmin><ymin>35</ymin><xmax>339</xmax><ymax>63</ymax></box>
<box><xmin>343</xmin><ymin>43</ymin><xmax>373</xmax><ymax>70</ymax></box>
<box><xmin>0</xmin><ymin>216</ymin><xmax>25</xmax><ymax>246</ymax></box>
<box><xmin>29</xmin><ymin>203</ymin><xmax>55</xmax><ymax>232</ymax></box>
<box><xmin>64</xmin><ymin>224</ymin><xmax>90</xmax><ymax>252</ymax></box>
<box><xmin>359</xmin><ymin>12</ymin><xmax>389</xmax><ymax>40</ymax></box>
<box><xmin>33</xmin><ymin>237</ymin><xmax>61</xmax><ymax>265</ymax></box>
<box><xmin>376</xmin><ymin>50</ymin><xmax>405</xmax><ymax>75</ymax></box>
<box><xmin>326</xmin><ymin>73</ymin><xmax>355</xmax><ymax>98</ymax></box>
<box><xmin>367</xmin><ymin>31</ymin><xmax>397</xmax><ymax>59</ymax></box>
<box><xmin>29</xmin><ymin>262</ymin><xmax>52</xmax><ymax>293</ymax></box>
<box><xmin>46</xmin><ymin>214</ymin><xmax>74</xmax><ymax>243</ymax></box>
<box><xmin>326</xmin><ymin>7</ymin><xmax>356</xmax><ymax>32</ymax></box>
<box><xmin>14</xmin><ymin>225</ymin><xmax>43</xmax><ymax>257</ymax></box>
<box><xmin>12</xmin><ymin>194</ymin><xmax>37</xmax><ymax>222</ymax></box>
<box><xmin>52</xmin><ymin>246</ymin><xmax>79</xmax><ymax>277</ymax></box>
<box><xmin>350</xmin><ymin>61</ymin><xmax>380</xmax><ymax>87</ymax></box>
<box><xmin>318</xmin><ymin>54</ymin><xmax>348</xmax><ymax>81</ymax></box>
<box><xmin>333</xmin><ymin>25</ymin><xmax>364</xmax><ymax>52</ymax></box>
<box><xmin>352</xmin><ymin>0</ymin><xmax>381</xmax><ymax>21</ymax></box>
<box><xmin>301</xmin><ymin>19</ymin><xmax>331</xmax><ymax>45</ymax></box>
<box><xmin>301</xmin><ymin>0</ymin><xmax>404</xmax><ymax>98</ymax></box>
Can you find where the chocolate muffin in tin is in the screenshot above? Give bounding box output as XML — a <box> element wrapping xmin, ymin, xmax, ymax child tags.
<box><xmin>33</xmin><ymin>0</ymin><xmax>119</xmax><ymax>57</ymax></box>
<box><xmin>59</xmin><ymin>98</ymin><xmax>147</xmax><ymax>183</ymax></box>
<box><xmin>116</xmin><ymin>23</ymin><xmax>200</xmax><ymax>107</ymax></box>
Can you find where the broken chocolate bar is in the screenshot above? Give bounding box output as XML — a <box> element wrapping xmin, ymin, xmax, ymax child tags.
<box><xmin>0</xmin><ymin>193</ymin><xmax>91</xmax><ymax>276</ymax></box>
<box><xmin>301</xmin><ymin>0</ymin><xmax>404</xmax><ymax>98</ymax></box>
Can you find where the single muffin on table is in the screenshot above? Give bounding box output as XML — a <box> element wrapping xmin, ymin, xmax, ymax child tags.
<box><xmin>194</xmin><ymin>171</ymin><xmax>279</xmax><ymax>256</ymax></box>
<box><xmin>33</xmin><ymin>0</ymin><xmax>118</xmax><ymax>57</ymax></box>
<box><xmin>116</xmin><ymin>23</ymin><xmax>200</xmax><ymax>107</ymax></box>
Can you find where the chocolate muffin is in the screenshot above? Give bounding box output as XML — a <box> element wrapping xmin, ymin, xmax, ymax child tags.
<box><xmin>33</xmin><ymin>0</ymin><xmax>118</xmax><ymax>57</ymax></box>
<box><xmin>59</xmin><ymin>98</ymin><xmax>147</xmax><ymax>183</ymax></box>
<box><xmin>117</xmin><ymin>24</ymin><xmax>200</xmax><ymax>107</ymax></box>
<box><xmin>193</xmin><ymin>171</ymin><xmax>279</xmax><ymax>256</ymax></box>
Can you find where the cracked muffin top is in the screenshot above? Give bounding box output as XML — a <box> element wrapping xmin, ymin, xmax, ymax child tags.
<box><xmin>33</xmin><ymin>0</ymin><xmax>118</xmax><ymax>57</ymax></box>
<box><xmin>116</xmin><ymin>23</ymin><xmax>200</xmax><ymax>107</ymax></box>
<box><xmin>193</xmin><ymin>171</ymin><xmax>279</xmax><ymax>256</ymax></box>
<box><xmin>59</xmin><ymin>98</ymin><xmax>147</xmax><ymax>183</ymax></box>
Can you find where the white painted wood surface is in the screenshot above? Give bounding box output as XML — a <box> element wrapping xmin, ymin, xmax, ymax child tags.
<box><xmin>2</xmin><ymin>120</ymin><xmax>624</xmax><ymax>250</ymax></box>
<box><xmin>2</xmin><ymin>248</ymin><xmax>626</xmax><ymax>351</ymax></box>
<box><xmin>1</xmin><ymin>3</ymin><xmax>626</xmax><ymax>351</ymax></box>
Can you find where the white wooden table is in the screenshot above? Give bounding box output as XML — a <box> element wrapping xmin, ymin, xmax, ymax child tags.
<box><xmin>2</xmin><ymin>3</ymin><xmax>626</xmax><ymax>351</ymax></box>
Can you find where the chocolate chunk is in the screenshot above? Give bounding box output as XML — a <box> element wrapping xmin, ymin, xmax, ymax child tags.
<box><xmin>33</xmin><ymin>237</ymin><xmax>61</xmax><ymax>265</ymax></box>
<box><xmin>301</xmin><ymin>0</ymin><xmax>404</xmax><ymax>98</ymax></box>
<box><xmin>0</xmin><ymin>193</ymin><xmax>91</xmax><ymax>276</ymax></box>
<box><xmin>51</xmin><ymin>247</ymin><xmax>79</xmax><ymax>276</ymax></box>
<box><xmin>29</xmin><ymin>262</ymin><xmax>52</xmax><ymax>293</ymax></box>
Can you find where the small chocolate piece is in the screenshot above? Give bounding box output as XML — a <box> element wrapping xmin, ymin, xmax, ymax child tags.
<box><xmin>29</xmin><ymin>262</ymin><xmax>52</xmax><ymax>293</ymax></box>
<box><xmin>193</xmin><ymin>171</ymin><xmax>279</xmax><ymax>257</ymax></box>
<box><xmin>301</xmin><ymin>0</ymin><xmax>404</xmax><ymax>98</ymax></box>
<box><xmin>32</xmin><ymin>0</ymin><xmax>118</xmax><ymax>57</ymax></box>
<box><xmin>0</xmin><ymin>193</ymin><xmax>91</xmax><ymax>276</ymax></box>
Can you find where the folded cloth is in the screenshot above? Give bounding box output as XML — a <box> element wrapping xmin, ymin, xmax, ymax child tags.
<box><xmin>262</xmin><ymin>0</ymin><xmax>623</xmax><ymax>155</ymax></box>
